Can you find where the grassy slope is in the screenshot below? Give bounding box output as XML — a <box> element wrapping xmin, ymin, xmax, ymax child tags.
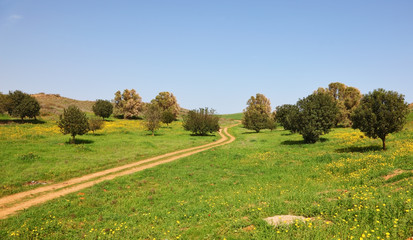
<box><xmin>1</xmin><ymin>113</ymin><xmax>412</xmax><ymax>239</ymax></box>
<box><xmin>0</xmin><ymin>119</ymin><xmax>219</xmax><ymax>197</ymax></box>
<box><xmin>219</xmin><ymin>113</ymin><xmax>243</xmax><ymax>120</ymax></box>
<box><xmin>32</xmin><ymin>93</ymin><xmax>96</xmax><ymax>117</ymax></box>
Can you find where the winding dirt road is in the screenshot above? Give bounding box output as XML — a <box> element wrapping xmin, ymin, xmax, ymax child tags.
<box><xmin>0</xmin><ymin>124</ymin><xmax>238</xmax><ymax>220</ymax></box>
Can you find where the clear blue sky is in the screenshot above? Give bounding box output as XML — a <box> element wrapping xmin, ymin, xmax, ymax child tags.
<box><xmin>1</xmin><ymin>0</ymin><xmax>412</xmax><ymax>114</ymax></box>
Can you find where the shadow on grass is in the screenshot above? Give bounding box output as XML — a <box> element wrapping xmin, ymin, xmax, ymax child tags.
<box><xmin>189</xmin><ymin>134</ymin><xmax>216</xmax><ymax>137</ymax></box>
<box><xmin>145</xmin><ymin>133</ymin><xmax>165</xmax><ymax>136</ymax></box>
<box><xmin>65</xmin><ymin>139</ymin><xmax>94</xmax><ymax>144</ymax></box>
<box><xmin>88</xmin><ymin>133</ymin><xmax>105</xmax><ymax>136</ymax></box>
<box><xmin>281</xmin><ymin>138</ymin><xmax>328</xmax><ymax>145</ymax></box>
<box><xmin>335</xmin><ymin>145</ymin><xmax>382</xmax><ymax>153</ymax></box>
<box><xmin>281</xmin><ymin>133</ymin><xmax>294</xmax><ymax>136</ymax></box>
<box><xmin>0</xmin><ymin>119</ymin><xmax>46</xmax><ymax>125</ymax></box>
<box><xmin>242</xmin><ymin>131</ymin><xmax>260</xmax><ymax>134</ymax></box>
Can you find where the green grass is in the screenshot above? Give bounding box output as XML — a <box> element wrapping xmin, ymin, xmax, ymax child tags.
<box><xmin>1</xmin><ymin>113</ymin><xmax>412</xmax><ymax>239</ymax></box>
<box><xmin>219</xmin><ymin>113</ymin><xmax>243</xmax><ymax>120</ymax></box>
<box><xmin>0</xmin><ymin>118</ymin><xmax>220</xmax><ymax>197</ymax></box>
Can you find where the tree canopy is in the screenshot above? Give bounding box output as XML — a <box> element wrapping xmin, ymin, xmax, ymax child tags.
<box><xmin>242</xmin><ymin>93</ymin><xmax>273</xmax><ymax>133</ymax></box>
<box><xmin>151</xmin><ymin>92</ymin><xmax>180</xmax><ymax>120</ymax></box>
<box><xmin>114</xmin><ymin>89</ymin><xmax>143</xmax><ymax>119</ymax></box>
<box><xmin>7</xmin><ymin>90</ymin><xmax>40</xmax><ymax>120</ymax></box>
<box><xmin>58</xmin><ymin>105</ymin><xmax>89</xmax><ymax>143</ymax></box>
<box><xmin>92</xmin><ymin>99</ymin><xmax>113</xmax><ymax>119</ymax></box>
<box><xmin>351</xmin><ymin>88</ymin><xmax>409</xmax><ymax>150</ymax></box>
<box><xmin>296</xmin><ymin>92</ymin><xmax>338</xmax><ymax>143</ymax></box>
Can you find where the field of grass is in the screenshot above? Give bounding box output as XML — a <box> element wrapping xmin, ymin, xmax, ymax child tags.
<box><xmin>0</xmin><ymin>113</ymin><xmax>412</xmax><ymax>239</ymax></box>
<box><xmin>219</xmin><ymin>113</ymin><xmax>243</xmax><ymax>120</ymax></box>
<box><xmin>0</xmin><ymin>117</ymin><xmax>220</xmax><ymax>197</ymax></box>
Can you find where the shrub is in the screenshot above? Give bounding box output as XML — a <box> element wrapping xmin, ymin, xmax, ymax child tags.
<box><xmin>183</xmin><ymin>108</ymin><xmax>220</xmax><ymax>136</ymax></box>
<box><xmin>92</xmin><ymin>99</ymin><xmax>113</xmax><ymax>119</ymax></box>
<box><xmin>58</xmin><ymin>105</ymin><xmax>89</xmax><ymax>143</ymax></box>
<box><xmin>88</xmin><ymin>117</ymin><xmax>105</xmax><ymax>133</ymax></box>
<box><xmin>161</xmin><ymin>109</ymin><xmax>175</xmax><ymax>126</ymax></box>
<box><xmin>351</xmin><ymin>88</ymin><xmax>409</xmax><ymax>150</ymax></box>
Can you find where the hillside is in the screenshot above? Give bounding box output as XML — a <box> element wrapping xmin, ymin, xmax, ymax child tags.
<box><xmin>32</xmin><ymin>93</ymin><xmax>95</xmax><ymax>116</ymax></box>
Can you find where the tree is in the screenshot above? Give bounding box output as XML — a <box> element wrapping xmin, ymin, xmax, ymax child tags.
<box><xmin>242</xmin><ymin>93</ymin><xmax>272</xmax><ymax>133</ymax></box>
<box><xmin>351</xmin><ymin>89</ymin><xmax>409</xmax><ymax>150</ymax></box>
<box><xmin>161</xmin><ymin>109</ymin><xmax>175</xmax><ymax>126</ymax></box>
<box><xmin>296</xmin><ymin>92</ymin><xmax>338</xmax><ymax>143</ymax></box>
<box><xmin>58</xmin><ymin>105</ymin><xmax>89</xmax><ymax>143</ymax></box>
<box><xmin>315</xmin><ymin>82</ymin><xmax>362</xmax><ymax>127</ymax></box>
<box><xmin>7</xmin><ymin>90</ymin><xmax>40</xmax><ymax>120</ymax></box>
<box><xmin>267</xmin><ymin>111</ymin><xmax>277</xmax><ymax>131</ymax></box>
<box><xmin>144</xmin><ymin>103</ymin><xmax>162</xmax><ymax>136</ymax></box>
<box><xmin>183</xmin><ymin>108</ymin><xmax>220</xmax><ymax>136</ymax></box>
<box><xmin>114</xmin><ymin>89</ymin><xmax>143</xmax><ymax>119</ymax></box>
<box><xmin>0</xmin><ymin>93</ymin><xmax>12</xmax><ymax>114</ymax></box>
<box><xmin>275</xmin><ymin>104</ymin><xmax>300</xmax><ymax>133</ymax></box>
<box><xmin>92</xmin><ymin>99</ymin><xmax>113</xmax><ymax>119</ymax></box>
<box><xmin>151</xmin><ymin>92</ymin><xmax>180</xmax><ymax>120</ymax></box>
<box><xmin>88</xmin><ymin>117</ymin><xmax>105</xmax><ymax>133</ymax></box>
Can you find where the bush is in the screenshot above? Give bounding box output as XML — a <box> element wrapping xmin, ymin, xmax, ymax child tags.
<box><xmin>88</xmin><ymin>117</ymin><xmax>105</xmax><ymax>133</ymax></box>
<box><xmin>58</xmin><ymin>105</ymin><xmax>89</xmax><ymax>143</ymax></box>
<box><xmin>296</xmin><ymin>92</ymin><xmax>338</xmax><ymax>143</ymax></box>
<box><xmin>183</xmin><ymin>108</ymin><xmax>220</xmax><ymax>136</ymax></box>
<box><xmin>351</xmin><ymin>88</ymin><xmax>409</xmax><ymax>150</ymax></box>
<box><xmin>92</xmin><ymin>99</ymin><xmax>113</xmax><ymax>119</ymax></box>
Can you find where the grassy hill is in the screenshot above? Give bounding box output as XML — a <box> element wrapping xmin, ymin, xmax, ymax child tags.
<box><xmin>32</xmin><ymin>93</ymin><xmax>95</xmax><ymax>116</ymax></box>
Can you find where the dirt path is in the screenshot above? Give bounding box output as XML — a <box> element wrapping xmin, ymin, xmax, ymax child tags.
<box><xmin>0</xmin><ymin>124</ymin><xmax>238</xmax><ymax>220</ymax></box>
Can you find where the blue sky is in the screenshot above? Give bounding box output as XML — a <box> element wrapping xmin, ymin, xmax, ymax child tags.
<box><xmin>1</xmin><ymin>0</ymin><xmax>412</xmax><ymax>114</ymax></box>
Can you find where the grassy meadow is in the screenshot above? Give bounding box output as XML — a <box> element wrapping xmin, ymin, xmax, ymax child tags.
<box><xmin>0</xmin><ymin>115</ymin><xmax>220</xmax><ymax>197</ymax></box>
<box><xmin>0</xmin><ymin>112</ymin><xmax>412</xmax><ymax>239</ymax></box>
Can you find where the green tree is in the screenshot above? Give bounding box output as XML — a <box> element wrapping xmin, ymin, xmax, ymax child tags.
<box><xmin>92</xmin><ymin>99</ymin><xmax>113</xmax><ymax>119</ymax></box>
<box><xmin>267</xmin><ymin>111</ymin><xmax>277</xmax><ymax>131</ymax></box>
<box><xmin>315</xmin><ymin>82</ymin><xmax>362</xmax><ymax>127</ymax></box>
<box><xmin>275</xmin><ymin>104</ymin><xmax>300</xmax><ymax>133</ymax></box>
<box><xmin>114</xmin><ymin>89</ymin><xmax>143</xmax><ymax>119</ymax></box>
<box><xmin>161</xmin><ymin>109</ymin><xmax>175</xmax><ymax>126</ymax></box>
<box><xmin>242</xmin><ymin>93</ymin><xmax>272</xmax><ymax>133</ymax></box>
<box><xmin>88</xmin><ymin>117</ymin><xmax>105</xmax><ymax>133</ymax></box>
<box><xmin>183</xmin><ymin>108</ymin><xmax>220</xmax><ymax>136</ymax></box>
<box><xmin>351</xmin><ymin>89</ymin><xmax>409</xmax><ymax>150</ymax></box>
<box><xmin>144</xmin><ymin>103</ymin><xmax>162</xmax><ymax>136</ymax></box>
<box><xmin>151</xmin><ymin>92</ymin><xmax>180</xmax><ymax>120</ymax></box>
<box><xmin>7</xmin><ymin>90</ymin><xmax>40</xmax><ymax>120</ymax></box>
<box><xmin>296</xmin><ymin>92</ymin><xmax>338</xmax><ymax>143</ymax></box>
<box><xmin>0</xmin><ymin>93</ymin><xmax>12</xmax><ymax>114</ymax></box>
<box><xmin>58</xmin><ymin>105</ymin><xmax>89</xmax><ymax>144</ymax></box>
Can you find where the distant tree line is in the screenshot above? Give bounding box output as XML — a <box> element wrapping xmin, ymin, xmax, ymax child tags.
<box><xmin>243</xmin><ymin>82</ymin><xmax>409</xmax><ymax>149</ymax></box>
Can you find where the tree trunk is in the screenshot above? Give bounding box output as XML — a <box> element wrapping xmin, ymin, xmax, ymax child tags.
<box><xmin>152</xmin><ymin>131</ymin><xmax>154</xmax><ymax>136</ymax></box>
<box><xmin>381</xmin><ymin>136</ymin><xmax>386</xmax><ymax>150</ymax></box>
<box><xmin>72</xmin><ymin>135</ymin><xmax>76</xmax><ymax>144</ymax></box>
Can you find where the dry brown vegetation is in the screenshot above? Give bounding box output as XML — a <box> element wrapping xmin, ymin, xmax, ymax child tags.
<box><xmin>32</xmin><ymin>93</ymin><xmax>95</xmax><ymax>117</ymax></box>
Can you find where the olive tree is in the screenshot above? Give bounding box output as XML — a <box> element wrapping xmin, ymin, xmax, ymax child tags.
<box><xmin>152</xmin><ymin>92</ymin><xmax>180</xmax><ymax>121</ymax></box>
<box><xmin>114</xmin><ymin>89</ymin><xmax>143</xmax><ymax>119</ymax></box>
<box><xmin>183</xmin><ymin>108</ymin><xmax>220</xmax><ymax>136</ymax></box>
<box><xmin>242</xmin><ymin>93</ymin><xmax>272</xmax><ymax>133</ymax></box>
<box><xmin>58</xmin><ymin>105</ymin><xmax>89</xmax><ymax>143</ymax></box>
<box><xmin>296</xmin><ymin>92</ymin><xmax>338</xmax><ymax>143</ymax></box>
<box><xmin>144</xmin><ymin>103</ymin><xmax>162</xmax><ymax>136</ymax></box>
<box><xmin>351</xmin><ymin>89</ymin><xmax>409</xmax><ymax>150</ymax></box>
<box><xmin>92</xmin><ymin>99</ymin><xmax>113</xmax><ymax>119</ymax></box>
